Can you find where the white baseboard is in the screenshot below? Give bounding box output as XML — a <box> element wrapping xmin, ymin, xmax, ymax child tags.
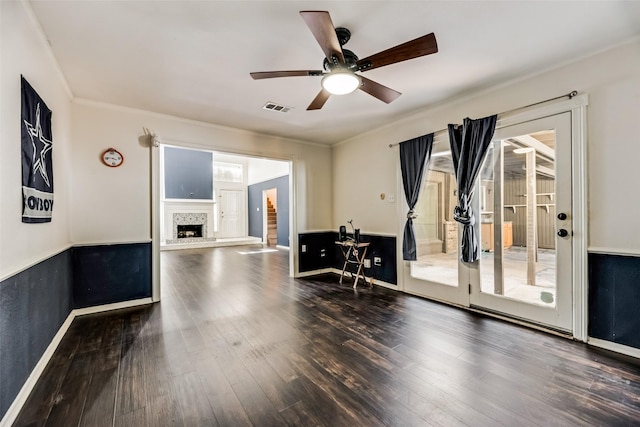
<box><xmin>326</xmin><ymin>267</ymin><xmax>397</xmax><ymax>290</ymax></box>
<box><xmin>295</xmin><ymin>268</ymin><xmax>334</xmax><ymax>278</ymax></box>
<box><xmin>73</xmin><ymin>298</ymin><xmax>154</xmax><ymax>317</ymax></box>
<box><xmin>0</xmin><ymin>312</ymin><xmax>74</xmax><ymax>427</ymax></box>
<box><xmin>295</xmin><ymin>267</ymin><xmax>397</xmax><ymax>290</ymax></box>
<box><xmin>588</xmin><ymin>337</ymin><xmax>640</xmax><ymax>359</ymax></box>
<box><xmin>0</xmin><ymin>297</ymin><xmax>154</xmax><ymax>427</ymax></box>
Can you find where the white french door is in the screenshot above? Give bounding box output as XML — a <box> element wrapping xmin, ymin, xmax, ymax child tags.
<box><xmin>470</xmin><ymin>112</ymin><xmax>573</xmax><ymax>331</ymax></box>
<box><xmin>401</xmin><ymin>108</ymin><xmax>581</xmax><ymax>334</ymax></box>
<box><xmin>402</xmin><ymin>139</ymin><xmax>470</xmax><ymax>307</ymax></box>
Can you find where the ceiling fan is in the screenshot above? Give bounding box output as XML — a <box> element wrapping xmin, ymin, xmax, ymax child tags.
<box><xmin>250</xmin><ymin>10</ymin><xmax>438</xmax><ymax>110</ymax></box>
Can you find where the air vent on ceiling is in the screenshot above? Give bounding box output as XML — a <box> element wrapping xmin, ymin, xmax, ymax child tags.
<box><xmin>262</xmin><ymin>102</ymin><xmax>292</xmax><ymax>113</ymax></box>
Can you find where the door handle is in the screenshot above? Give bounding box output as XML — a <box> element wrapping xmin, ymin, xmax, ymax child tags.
<box><xmin>557</xmin><ymin>212</ymin><xmax>567</xmax><ymax>220</ymax></box>
<box><xmin>557</xmin><ymin>229</ymin><xmax>569</xmax><ymax>237</ymax></box>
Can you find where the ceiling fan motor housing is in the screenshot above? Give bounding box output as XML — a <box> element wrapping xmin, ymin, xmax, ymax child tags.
<box><xmin>323</xmin><ymin>49</ymin><xmax>359</xmax><ymax>71</ymax></box>
<box><xmin>335</xmin><ymin>27</ymin><xmax>351</xmax><ymax>46</ymax></box>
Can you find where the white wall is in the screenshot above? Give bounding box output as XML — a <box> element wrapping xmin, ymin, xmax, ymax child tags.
<box><xmin>70</xmin><ymin>101</ymin><xmax>332</xmax><ymax>244</ymax></box>
<box><xmin>247</xmin><ymin>157</ymin><xmax>290</xmax><ymax>185</ymax></box>
<box><xmin>332</xmin><ymin>39</ymin><xmax>640</xmax><ymax>254</ymax></box>
<box><xmin>0</xmin><ymin>1</ymin><xmax>73</xmax><ymax>279</ymax></box>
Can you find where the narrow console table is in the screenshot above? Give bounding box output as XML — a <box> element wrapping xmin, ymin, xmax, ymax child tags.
<box><xmin>335</xmin><ymin>240</ymin><xmax>373</xmax><ymax>288</ymax></box>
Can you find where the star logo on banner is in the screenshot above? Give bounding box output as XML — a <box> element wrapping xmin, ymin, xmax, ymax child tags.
<box><xmin>23</xmin><ymin>103</ymin><xmax>52</xmax><ymax>187</ymax></box>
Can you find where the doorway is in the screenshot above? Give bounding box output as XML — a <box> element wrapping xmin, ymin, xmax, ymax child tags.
<box><xmin>401</xmin><ymin>97</ymin><xmax>587</xmax><ymax>336</ymax></box>
<box><xmin>151</xmin><ymin>144</ymin><xmax>295</xmax><ymax>303</ymax></box>
<box><xmin>262</xmin><ymin>188</ymin><xmax>277</xmax><ymax>246</ymax></box>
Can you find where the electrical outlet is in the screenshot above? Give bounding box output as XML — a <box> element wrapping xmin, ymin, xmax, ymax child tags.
<box><xmin>320</xmin><ymin>248</ymin><xmax>326</xmax><ymax>257</ymax></box>
<box><xmin>364</xmin><ymin>259</ymin><xmax>371</xmax><ymax>268</ymax></box>
<box><xmin>301</xmin><ymin>245</ymin><xmax>307</xmax><ymax>253</ymax></box>
<box><xmin>374</xmin><ymin>257</ymin><xmax>382</xmax><ymax>266</ymax></box>
<box><xmin>388</xmin><ymin>194</ymin><xmax>396</xmax><ymax>203</ymax></box>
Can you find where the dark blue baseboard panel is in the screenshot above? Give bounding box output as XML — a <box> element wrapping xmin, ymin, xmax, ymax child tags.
<box><xmin>0</xmin><ymin>249</ymin><xmax>73</xmax><ymax>419</ymax></box>
<box><xmin>72</xmin><ymin>242</ymin><xmax>152</xmax><ymax>308</ymax></box>
<box><xmin>298</xmin><ymin>232</ymin><xmax>397</xmax><ymax>285</ymax></box>
<box><xmin>589</xmin><ymin>252</ymin><xmax>640</xmax><ymax>350</ymax></box>
<box><xmin>299</xmin><ymin>232</ymin><xmax>337</xmax><ymax>272</ymax></box>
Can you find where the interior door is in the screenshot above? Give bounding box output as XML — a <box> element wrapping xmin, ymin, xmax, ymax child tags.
<box><xmin>218</xmin><ymin>189</ymin><xmax>245</xmax><ymax>238</ymax></box>
<box><xmin>470</xmin><ymin>112</ymin><xmax>573</xmax><ymax>331</ymax></box>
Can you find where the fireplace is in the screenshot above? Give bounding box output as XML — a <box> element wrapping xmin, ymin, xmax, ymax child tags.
<box><xmin>177</xmin><ymin>224</ymin><xmax>203</xmax><ymax>239</ymax></box>
<box><xmin>165</xmin><ymin>211</ymin><xmax>216</xmax><ymax>244</ymax></box>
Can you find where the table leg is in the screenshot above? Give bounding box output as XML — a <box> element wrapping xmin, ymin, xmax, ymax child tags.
<box><xmin>340</xmin><ymin>247</ymin><xmax>350</xmax><ymax>284</ymax></box>
<box><xmin>353</xmin><ymin>246</ymin><xmax>368</xmax><ymax>289</ymax></box>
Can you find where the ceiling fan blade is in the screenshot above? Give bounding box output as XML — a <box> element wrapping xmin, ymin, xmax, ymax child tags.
<box><xmin>307</xmin><ymin>89</ymin><xmax>331</xmax><ymax>110</ymax></box>
<box><xmin>250</xmin><ymin>70</ymin><xmax>323</xmax><ymax>79</ymax></box>
<box><xmin>300</xmin><ymin>11</ymin><xmax>345</xmax><ymax>65</ymax></box>
<box><xmin>358</xmin><ymin>76</ymin><xmax>401</xmax><ymax>104</ymax></box>
<box><xmin>356</xmin><ymin>33</ymin><xmax>438</xmax><ymax>72</ymax></box>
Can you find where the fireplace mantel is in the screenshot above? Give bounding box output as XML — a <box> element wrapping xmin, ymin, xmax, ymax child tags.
<box><xmin>162</xmin><ymin>200</ymin><xmax>216</xmax><ymax>244</ymax></box>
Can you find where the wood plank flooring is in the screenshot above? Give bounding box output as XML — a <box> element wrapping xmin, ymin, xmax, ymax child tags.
<box><xmin>13</xmin><ymin>245</ymin><xmax>640</xmax><ymax>426</ymax></box>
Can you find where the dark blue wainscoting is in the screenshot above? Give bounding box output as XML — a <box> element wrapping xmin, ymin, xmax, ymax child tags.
<box><xmin>0</xmin><ymin>241</ymin><xmax>152</xmax><ymax>420</ymax></box>
<box><xmin>0</xmin><ymin>249</ymin><xmax>73</xmax><ymax>419</ymax></box>
<box><xmin>72</xmin><ymin>242</ymin><xmax>152</xmax><ymax>308</ymax></box>
<box><xmin>589</xmin><ymin>252</ymin><xmax>640</xmax><ymax>349</ymax></box>
<box><xmin>299</xmin><ymin>232</ymin><xmax>337</xmax><ymax>272</ymax></box>
<box><xmin>299</xmin><ymin>231</ymin><xmax>397</xmax><ymax>285</ymax></box>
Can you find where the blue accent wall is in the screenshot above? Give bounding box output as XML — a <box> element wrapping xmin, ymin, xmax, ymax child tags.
<box><xmin>164</xmin><ymin>146</ymin><xmax>213</xmax><ymax>200</ymax></box>
<box><xmin>247</xmin><ymin>175</ymin><xmax>289</xmax><ymax>247</ymax></box>
<box><xmin>589</xmin><ymin>252</ymin><xmax>640</xmax><ymax>350</ymax></box>
<box><xmin>0</xmin><ymin>249</ymin><xmax>73</xmax><ymax>419</ymax></box>
<box><xmin>72</xmin><ymin>242</ymin><xmax>152</xmax><ymax>308</ymax></box>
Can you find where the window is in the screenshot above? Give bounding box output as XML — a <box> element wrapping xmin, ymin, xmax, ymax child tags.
<box><xmin>213</xmin><ymin>162</ymin><xmax>243</xmax><ymax>183</ymax></box>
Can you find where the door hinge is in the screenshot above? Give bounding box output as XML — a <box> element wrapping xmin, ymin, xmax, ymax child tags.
<box><xmin>469</xmin><ymin>284</ymin><xmax>472</xmax><ymax>294</ymax></box>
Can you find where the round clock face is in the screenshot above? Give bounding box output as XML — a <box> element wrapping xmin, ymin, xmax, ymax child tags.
<box><xmin>102</xmin><ymin>148</ymin><xmax>124</xmax><ymax>167</ymax></box>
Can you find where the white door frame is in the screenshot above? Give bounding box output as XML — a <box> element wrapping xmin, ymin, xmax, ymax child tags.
<box><xmin>262</xmin><ymin>190</ymin><xmax>268</xmax><ymax>243</ymax></box>
<box><xmin>396</xmin><ymin>94</ymin><xmax>588</xmax><ymax>341</ymax></box>
<box><xmin>150</xmin><ymin>139</ymin><xmax>297</xmax><ymax>303</ymax></box>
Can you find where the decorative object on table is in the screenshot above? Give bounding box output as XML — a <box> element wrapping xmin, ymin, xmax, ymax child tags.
<box><xmin>101</xmin><ymin>148</ymin><xmax>124</xmax><ymax>167</ymax></box>
<box><xmin>21</xmin><ymin>76</ymin><xmax>54</xmax><ymax>223</ymax></box>
<box><xmin>339</xmin><ymin>225</ymin><xmax>347</xmax><ymax>241</ymax></box>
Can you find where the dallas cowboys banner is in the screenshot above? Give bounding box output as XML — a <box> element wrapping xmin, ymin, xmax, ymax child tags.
<box><xmin>21</xmin><ymin>76</ymin><xmax>54</xmax><ymax>223</ymax></box>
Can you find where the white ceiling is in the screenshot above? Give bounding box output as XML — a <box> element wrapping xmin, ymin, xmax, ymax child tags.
<box><xmin>28</xmin><ymin>1</ymin><xmax>640</xmax><ymax>145</ymax></box>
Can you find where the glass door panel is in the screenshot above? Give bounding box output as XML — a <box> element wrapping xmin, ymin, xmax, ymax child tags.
<box><xmin>471</xmin><ymin>113</ymin><xmax>572</xmax><ymax>331</ymax></box>
<box><xmin>403</xmin><ymin>148</ymin><xmax>469</xmax><ymax>307</ymax></box>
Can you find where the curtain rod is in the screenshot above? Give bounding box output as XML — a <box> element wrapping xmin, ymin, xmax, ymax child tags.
<box><xmin>388</xmin><ymin>90</ymin><xmax>578</xmax><ymax>148</ymax></box>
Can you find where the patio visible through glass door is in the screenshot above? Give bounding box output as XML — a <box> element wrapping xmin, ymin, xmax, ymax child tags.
<box><xmin>472</xmin><ymin>112</ymin><xmax>573</xmax><ymax>331</ymax></box>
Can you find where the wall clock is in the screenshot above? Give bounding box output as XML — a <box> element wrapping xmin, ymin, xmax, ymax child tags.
<box><xmin>101</xmin><ymin>148</ymin><xmax>124</xmax><ymax>167</ymax></box>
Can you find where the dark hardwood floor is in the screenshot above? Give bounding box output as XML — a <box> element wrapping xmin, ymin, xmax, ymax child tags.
<box><xmin>13</xmin><ymin>245</ymin><xmax>640</xmax><ymax>426</ymax></box>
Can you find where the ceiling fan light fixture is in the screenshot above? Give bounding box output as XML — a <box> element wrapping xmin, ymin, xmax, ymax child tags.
<box><xmin>321</xmin><ymin>69</ymin><xmax>361</xmax><ymax>95</ymax></box>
